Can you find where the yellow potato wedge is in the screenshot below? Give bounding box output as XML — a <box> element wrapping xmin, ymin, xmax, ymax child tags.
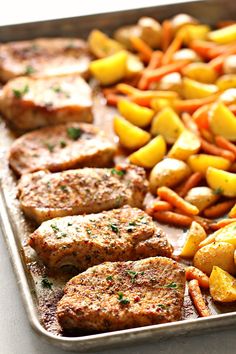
<box><xmin>168</xmin><ymin>130</ymin><xmax>201</xmax><ymax>160</ymax></box>
<box><xmin>214</xmin><ymin>222</ymin><xmax>236</xmax><ymax>246</ymax></box>
<box><xmin>229</xmin><ymin>203</ymin><xmax>236</xmax><ymax>218</ymax></box>
<box><xmin>209</xmin><ymin>102</ymin><xmax>236</xmax><ymax>141</ymax></box>
<box><xmin>114</xmin><ymin>25</ymin><xmax>141</xmax><ymax>50</ymax></box>
<box><xmin>129</xmin><ymin>135</ymin><xmax>166</xmax><ymax>168</ymax></box>
<box><xmin>182</xmin><ymin>62</ymin><xmax>218</xmax><ymax>84</ymax></box>
<box><xmin>88</xmin><ymin>29</ymin><xmax>124</xmax><ymax>58</ymax></box>
<box><xmin>219</xmin><ymin>88</ymin><xmax>236</xmax><ymax>105</ymax></box>
<box><xmin>117</xmin><ymin>100</ymin><xmax>154</xmax><ymax>128</ymax></box>
<box><xmin>173</xmin><ymin>48</ymin><xmax>201</xmax><ymax>63</ymax></box>
<box><xmin>185</xmin><ymin>187</ymin><xmax>219</xmax><ymax>212</ymax></box>
<box><xmin>180</xmin><ymin>221</ymin><xmax>207</xmax><ymax>258</ymax></box>
<box><xmin>188</xmin><ymin>154</ymin><xmax>230</xmax><ymax>175</ymax></box>
<box><xmin>157</xmin><ymin>72</ymin><xmax>183</xmax><ymax>95</ymax></box>
<box><xmin>210</xmin><ymin>266</ymin><xmax>236</xmax><ymax>302</ymax></box>
<box><xmin>114</xmin><ymin>115</ymin><xmax>150</xmax><ymax>150</ymax></box>
<box><xmin>126</xmin><ymin>54</ymin><xmax>144</xmax><ymax>78</ymax></box>
<box><xmin>90</xmin><ymin>50</ymin><xmax>128</xmax><ymax>85</ymax></box>
<box><xmin>177</xmin><ymin>24</ymin><xmax>210</xmax><ymax>44</ymax></box>
<box><xmin>208</xmin><ymin>24</ymin><xmax>236</xmax><ymax>44</ymax></box>
<box><xmin>138</xmin><ymin>17</ymin><xmax>162</xmax><ymax>49</ymax></box>
<box><xmin>206</xmin><ymin>167</ymin><xmax>236</xmax><ymax>198</ymax></box>
<box><xmin>149</xmin><ymin>158</ymin><xmax>191</xmax><ymax>194</ymax></box>
<box><xmin>193</xmin><ymin>242</ymin><xmax>236</xmax><ymax>276</ymax></box>
<box><xmin>150</xmin><ymin>97</ymin><xmax>174</xmax><ymax>112</ymax></box>
<box><xmin>151</xmin><ymin>107</ymin><xmax>185</xmax><ymax>144</ymax></box>
<box><xmin>217</xmin><ymin>75</ymin><xmax>236</xmax><ymax>91</ymax></box>
<box><xmin>182</xmin><ymin>77</ymin><xmax>218</xmax><ymax>99</ymax></box>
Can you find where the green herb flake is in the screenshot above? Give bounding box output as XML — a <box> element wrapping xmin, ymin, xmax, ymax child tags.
<box><xmin>117</xmin><ymin>292</ymin><xmax>130</xmax><ymax>305</ymax></box>
<box><xmin>13</xmin><ymin>84</ymin><xmax>29</xmax><ymax>98</ymax></box>
<box><xmin>44</xmin><ymin>142</ymin><xmax>55</xmax><ymax>152</ymax></box>
<box><xmin>67</xmin><ymin>222</ymin><xmax>73</xmax><ymax>226</ymax></box>
<box><xmin>157</xmin><ymin>304</ymin><xmax>166</xmax><ymax>309</ymax></box>
<box><xmin>41</xmin><ymin>277</ymin><xmax>53</xmax><ymax>290</ymax></box>
<box><xmin>60</xmin><ymin>185</ymin><xmax>68</xmax><ymax>192</ymax></box>
<box><xmin>67</xmin><ymin>127</ymin><xmax>83</xmax><ymax>140</ymax></box>
<box><xmin>50</xmin><ymin>224</ymin><xmax>60</xmax><ymax>233</ymax></box>
<box><xmin>111</xmin><ymin>168</ymin><xmax>125</xmax><ymax>177</ymax></box>
<box><xmin>25</xmin><ymin>65</ymin><xmax>36</xmax><ymax>75</ymax></box>
<box><xmin>106</xmin><ymin>275</ymin><xmax>113</xmax><ymax>281</ymax></box>
<box><xmin>109</xmin><ymin>223</ymin><xmax>119</xmax><ymax>233</ymax></box>
<box><xmin>86</xmin><ymin>228</ymin><xmax>92</xmax><ymax>235</ymax></box>
<box><xmin>60</xmin><ymin>140</ymin><xmax>67</xmax><ymax>148</ymax></box>
<box><xmin>51</xmin><ymin>85</ymin><xmax>70</xmax><ymax>98</ymax></box>
<box><xmin>126</xmin><ymin>270</ymin><xmax>138</xmax><ymax>283</ymax></box>
<box><xmin>213</xmin><ymin>187</ymin><xmax>224</xmax><ymax>195</ymax></box>
<box><xmin>165</xmin><ymin>282</ymin><xmax>178</xmax><ymax>289</ymax></box>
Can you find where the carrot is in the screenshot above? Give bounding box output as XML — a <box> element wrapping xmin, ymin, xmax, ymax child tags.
<box><xmin>200</xmin><ymin>138</ymin><xmax>235</xmax><ymax>162</ymax></box>
<box><xmin>198</xmin><ymin>233</ymin><xmax>216</xmax><ymax>248</ymax></box>
<box><xmin>181</xmin><ymin>112</ymin><xmax>200</xmax><ymax>136</ymax></box>
<box><xmin>161</xmin><ymin>20</ymin><xmax>173</xmax><ymax>52</ymax></box>
<box><xmin>193</xmin><ymin>216</ymin><xmax>213</xmax><ymax>233</ymax></box>
<box><xmin>186</xmin><ymin>266</ymin><xmax>209</xmax><ymax>289</ymax></box>
<box><xmin>208</xmin><ymin>43</ymin><xmax>236</xmax><ymax>59</ymax></box>
<box><xmin>189</xmin><ymin>40</ymin><xmax>217</xmax><ymax>59</ymax></box>
<box><xmin>192</xmin><ymin>104</ymin><xmax>211</xmax><ymax>130</ymax></box>
<box><xmin>174</xmin><ymin>94</ymin><xmax>220</xmax><ymax>113</ymax></box>
<box><xmin>199</xmin><ymin>128</ymin><xmax>214</xmax><ymax>143</ymax></box>
<box><xmin>157</xmin><ymin>187</ymin><xmax>199</xmax><ymax>216</ymax></box>
<box><xmin>217</xmin><ymin>20</ymin><xmax>236</xmax><ymax>29</ymax></box>
<box><xmin>162</xmin><ymin>35</ymin><xmax>183</xmax><ymax>65</ymax></box>
<box><xmin>153</xmin><ymin>211</ymin><xmax>193</xmax><ymax>227</ymax></box>
<box><xmin>106</xmin><ymin>93</ymin><xmax>124</xmax><ymax>106</ymax></box>
<box><xmin>210</xmin><ymin>218</ymin><xmax>236</xmax><ymax>230</ymax></box>
<box><xmin>188</xmin><ymin>279</ymin><xmax>211</xmax><ymax>317</ymax></box>
<box><xmin>178</xmin><ymin>172</ymin><xmax>203</xmax><ymax>198</ymax></box>
<box><xmin>138</xmin><ymin>51</ymin><xmax>163</xmax><ymax>90</ymax></box>
<box><xmin>130</xmin><ymin>36</ymin><xmax>153</xmax><ymax>62</ymax></box>
<box><xmin>209</xmin><ymin>47</ymin><xmax>236</xmax><ymax>72</ymax></box>
<box><xmin>215</xmin><ymin>136</ymin><xmax>236</xmax><ymax>156</ymax></box>
<box><xmin>130</xmin><ymin>90</ymin><xmax>178</xmax><ymax>107</ymax></box>
<box><xmin>152</xmin><ymin>200</ymin><xmax>173</xmax><ymax>212</ymax></box>
<box><xmin>204</xmin><ymin>199</ymin><xmax>236</xmax><ymax>218</ymax></box>
<box><xmin>116</xmin><ymin>83</ymin><xmax>139</xmax><ymax>96</ymax></box>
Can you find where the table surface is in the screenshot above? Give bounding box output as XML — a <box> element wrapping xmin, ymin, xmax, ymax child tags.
<box><xmin>1</xmin><ymin>1</ymin><xmax>236</xmax><ymax>353</ymax></box>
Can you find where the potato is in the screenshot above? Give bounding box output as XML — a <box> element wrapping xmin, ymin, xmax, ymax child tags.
<box><xmin>150</xmin><ymin>97</ymin><xmax>174</xmax><ymax>112</ymax></box>
<box><xmin>114</xmin><ymin>25</ymin><xmax>141</xmax><ymax>49</ymax></box>
<box><xmin>117</xmin><ymin>100</ymin><xmax>154</xmax><ymax>128</ymax></box>
<box><xmin>206</xmin><ymin>167</ymin><xmax>236</xmax><ymax>198</ymax></box>
<box><xmin>129</xmin><ymin>135</ymin><xmax>166</xmax><ymax>168</ymax></box>
<box><xmin>217</xmin><ymin>74</ymin><xmax>236</xmax><ymax>90</ymax></box>
<box><xmin>157</xmin><ymin>72</ymin><xmax>182</xmax><ymax>94</ymax></box>
<box><xmin>208</xmin><ymin>24</ymin><xmax>236</xmax><ymax>44</ymax></box>
<box><xmin>223</xmin><ymin>55</ymin><xmax>236</xmax><ymax>75</ymax></box>
<box><xmin>209</xmin><ymin>102</ymin><xmax>236</xmax><ymax>141</ymax></box>
<box><xmin>151</xmin><ymin>107</ymin><xmax>185</xmax><ymax>144</ymax></box>
<box><xmin>182</xmin><ymin>62</ymin><xmax>218</xmax><ymax>84</ymax></box>
<box><xmin>88</xmin><ymin>29</ymin><xmax>124</xmax><ymax>58</ymax></box>
<box><xmin>182</xmin><ymin>77</ymin><xmax>218</xmax><ymax>99</ymax></box>
<box><xmin>113</xmin><ymin>115</ymin><xmax>150</xmax><ymax>150</ymax></box>
<box><xmin>90</xmin><ymin>51</ymin><xmax>128</xmax><ymax>85</ymax></box>
<box><xmin>188</xmin><ymin>154</ymin><xmax>230</xmax><ymax>175</ymax></box>
<box><xmin>138</xmin><ymin>17</ymin><xmax>162</xmax><ymax>49</ymax></box>
<box><xmin>126</xmin><ymin>54</ymin><xmax>144</xmax><ymax>78</ymax></box>
<box><xmin>214</xmin><ymin>222</ymin><xmax>236</xmax><ymax>246</ymax></box>
<box><xmin>168</xmin><ymin>130</ymin><xmax>201</xmax><ymax>160</ymax></box>
<box><xmin>210</xmin><ymin>266</ymin><xmax>236</xmax><ymax>302</ymax></box>
<box><xmin>180</xmin><ymin>221</ymin><xmax>207</xmax><ymax>258</ymax></box>
<box><xmin>173</xmin><ymin>49</ymin><xmax>201</xmax><ymax>63</ymax></box>
<box><xmin>185</xmin><ymin>186</ymin><xmax>219</xmax><ymax>212</ymax></box>
<box><xmin>149</xmin><ymin>158</ymin><xmax>191</xmax><ymax>194</ymax></box>
<box><xmin>219</xmin><ymin>88</ymin><xmax>236</xmax><ymax>105</ymax></box>
<box><xmin>193</xmin><ymin>242</ymin><xmax>236</xmax><ymax>276</ymax></box>
<box><xmin>229</xmin><ymin>203</ymin><xmax>236</xmax><ymax>218</ymax></box>
<box><xmin>171</xmin><ymin>13</ymin><xmax>198</xmax><ymax>32</ymax></box>
<box><xmin>177</xmin><ymin>24</ymin><xmax>210</xmax><ymax>45</ymax></box>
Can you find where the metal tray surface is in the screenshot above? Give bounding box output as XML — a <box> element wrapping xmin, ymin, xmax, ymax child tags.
<box><xmin>1</xmin><ymin>0</ymin><xmax>236</xmax><ymax>351</ymax></box>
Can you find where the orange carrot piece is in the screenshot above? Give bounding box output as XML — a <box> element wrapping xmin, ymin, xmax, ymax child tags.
<box><xmin>217</xmin><ymin>20</ymin><xmax>236</xmax><ymax>29</ymax></box>
<box><xmin>210</xmin><ymin>218</ymin><xmax>236</xmax><ymax>230</ymax></box>
<box><xmin>157</xmin><ymin>186</ymin><xmax>199</xmax><ymax>216</ymax></box>
<box><xmin>106</xmin><ymin>93</ymin><xmax>123</xmax><ymax>106</ymax></box>
<box><xmin>199</xmin><ymin>128</ymin><xmax>214</xmax><ymax>143</ymax></box>
<box><xmin>162</xmin><ymin>35</ymin><xmax>183</xmax><ymax>65</ymax></box>
<box><xmin>186</xmin><ymin>266</ymin><xmax>209</xmax><ymax>289</ymax></box>
<box><xmin>130</xmin><ymin>36</ymin><xmax>153</xmax><ymax>62</ymax></box>
<box><xmin>147</xmin><ymin>50</ymin><xmax>163</xmax><ymax>70</ymax></box>
<box><xmin>174</xmin><ymin>94</ymin><xmax>220</xmax><ymax>113</ymax></box>
<box><xmin>209</xmin><ymin>47</ymin><xmax>236</xmax><ymax>72</ymax></box>
<box><xmin>130</xmin><ymin>90</ymin><xmax>178</xmax><ymax>107</ymax></box>
<box><xmin>204</xmin><ymin>199</ymin><xmax>236</xmax><ymax>218</ymax></box>
<box><xmin>199</xmin><ymin>233</ymin><xmax>216</xmax><ymax>247</ymax></box>
<box><xmin>193</xmin><ymin>216</ymin><xmax>213</xmax><ymax>233</ymax></box>
<box><xmin>161</xmin><ymin>20</ymin><xmax>173</xmax><ymax>52</ymax></box>
<box><xmin>208</xmin><ymin>43</ymin><xmax>236</xmax><ymax>59</ymax></box>
<box><xmin>188</xmin><ymin>279</ymin><xmax>211</xmax><ymax>317</ymax></box>
<box><xmin>152</xmin><ymin>200</ymin><xmax>173</xmax><ymax>212</ymax></box>
<box><xmin>230</xmin><ymin>162</ymin><xmax>236</xmax><ymax>173</ymax></box>
<box><xmin>215</xmin><ymin>136</ymin><xmax>236</xmax><ymax>156</ymax></box>
<box><xmin>153</xmin><ymin>211</ymin><xmax>193</xmax><ymax>227</ymax></box>
<box><xmin>189</xmin><ymin>40</ymin><xmax>217</xmax><ymax>59</ymax></box>
<box><xmin>181</xmin><ymin>112</ymin><xmax>200</xmax><ymax>136</ymax></box>
<box><xmin>192</xmin><ymin>104</ymin><xmax>211</xmax><ymax>130</ymax></box>
<box><xmin>116</xmin><ymin>83</ymin><xmax>139</xmax><ymax>96</ymax></box>
<box><xmin>200</xmin><ymin>138</ymin><xmax>235</xmax><ymax>162</ymax></box>
<box><xmin>178</xmin><ymin>172</ymin><xmax>203</xmax><ymax>198</ymax></box>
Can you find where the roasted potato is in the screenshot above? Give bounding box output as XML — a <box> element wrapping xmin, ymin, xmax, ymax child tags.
<box><xmin>208</xmin><ymin>24</ymin><xmax>236</xmax><ymax>44</ymax></box>
<box><xmin>157</xmin><ymin>72</ymin><xmax>183</xmax><ymax>94</ymax></box>
<box><xmin>138</xmin><ymin>17</ymin><xmax>162</xmax><ymax>49</ymax></box>
<box><xmin>172</xmin><ymin>49</ymin><xmax>201</xmax><ymax>63</ymax></box>
<box><xmin>206</xmin><ymin>167</ymin><xmax>236</xmax><ymax>197</ymax></box>
<box><xmin>182</xmin><ymin>62</ymin><xmax>218</xmax><ymax>84</ymax></box>
<box><xmin>184</xmin><ymin>186</ymin><xmax>219</xmax><ymax>212</ymax></box>
<box><xmin>88</xmin><ymin>30</ymin><xmax>124</xmax><ymax>58</ymax></box>
<box><xmin>209</xmin><ymin>102</ymin><xmax>236</xmax><ymax>141</ymax></box>
<box><xmin>168</xmin><ymin>130</ymin><xmax>201</xmax><ymax>160</ymax></box>
<box><xmin>214</xmin><ymin>222</ymin><xmax>236</xmax><ymax>246</ymax></box>
<box><xmin>188</xmin><ymin>154</ymin><xmax>231</xmax><ymax>175</ymax></box>
<box><xmin>182</xmin><ymin>77</ymin><xmax>218</xmax><ymax>99</ymax></box>
<box><xmin>171</xmin><ymin>13</ymin><xmax>198</xmax><ymax>32</ymax></box>
<box><xmin>150</xmin><ymin>97</ymin><xmax>174</xmax><ymax>112</ymax></box>
<box><xmin>229</xmin><ymin>203</ymin><xmax>236</xmax><ymax>218</ymax></box>
<box><xmin>210</xmin><ymin>266</ymin><xmax>236</xmax><ymax>302</ymax></box>
<box><xmin>217</xmin><ymin>74</ymin><xmax>236</xmax><ymax>90</ymax></box>
<box><xmin>219</xmin><ymin>88</ymin><xmax>236</xmax><ymax>105</ymax></box>
<box><xmin>126</xmin><ymin>54</ymin><xmax>144</xmax><ymax>77</ymax></box>
<box><xmin>114</xmin><ymin>25</ymin><xmax>141</xmax><ymax>49</ymax></box>
<box><xmin>117</xmin><ymin>100</ymin><xmax>154</xmax><ymax>128</ymax></box>
<box><xmin>223</xmin><ymin>55</ymin><xmax>236</xmax><ymax>75</ymax></box>
<box><xmin>177</xmin><ymin>24</ymin><xmax>210</xmax><ymax>44</ymax></box>
<box><xmin>180</xmin><ymin>221</ymin><xmax>207</xmax><ymax>258</ymax></box>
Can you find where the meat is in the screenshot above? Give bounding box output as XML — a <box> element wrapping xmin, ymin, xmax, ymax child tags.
<box><xmin>0</xmin><ymin>38</ymin><xmax>91</xmax><ymax>83</ymax></box>
<box><xmin>9</xmin><ymin>123</ymin><xmax>116</xmax><ymax>175</ymax></box>
<box><xmin>57</xmin><ymin>256</ymin><xmax>185</xmax><ymax>332</ymax></box>
<box><xmin>18</xmin><ymin>165</ymin><xmax>148</xmax><ymax>223</ymax></box>
<box><xmin>0</xmin><ymin>75</ymin><xmax>92</xmax><ymax>131</ymax></box>
<box><xmin>29</xmin><ymin>205</ymin><xmax>172</xmax><ymax>270</ymax></box>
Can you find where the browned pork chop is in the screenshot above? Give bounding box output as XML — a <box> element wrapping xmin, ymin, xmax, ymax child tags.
<box><xmin>29</xmin><ymin>206</ymin><xmax>172</xmax><ymax>270</ymax></box>
<box><xmin>18</xmin><ymin>165</ymin><xmax>148</xmax><ymax>223</ymax></box>
<box><xmin>0</xmin><ymin>38</ymin><xmax>90</xmax><ymax>82</ymax></box>
<box><xmin>57</xmin><ymin>257</ymin><xmax>185</xmax><ymax>332</ymax></box>
<box><xmin>0</xmin><ymin>75</ymin><xmax>92</xmax><ymax>131</ymax></box>
<box><xmin>9</xmin><ymin>123</ymin><xmax>116</xmax><ymax>175</ymax></box>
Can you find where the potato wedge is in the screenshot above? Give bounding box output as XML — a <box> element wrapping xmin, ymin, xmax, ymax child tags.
<box><xmin>182</xmin><ymin>62</ymin><xmax>218</xmax><ymax>84</ymax></box>
<box><xmin>173</xmin><ymin>49</ymin><xmax>201</xmax><ymax>63</ymax></box>
<box><xmin>208</xmin><ymin>24</ymin><xmax>236</xmax><ymax>44</ymax></box>
<box><xmin>150</xmin><ymin>98</ymin><xmax>174</xmax><ymax>112</ymax></box>
<box><xmin>209</xmin><ymin>101</ymin><xmax>236</xmax><ymax>141</ymax></box>
<box><xmin>223</xmin><ymin>55</ymin><xmax>236</xmax><ymax>75</ymax></box>
<box><xmin>138</xmin><ymin>17</ymin><xmax>162</xmax><ymax>49</ymax></box>
<box><xmin>157</xmin><ymin>73</ymin><xmax>183</xmax><ymax>95</ymax></box>
<box><xmin>88</xmin><ymin>29</ymin><xmax>124</xmax><ymax>58</ymax></box>
<box><xmin>90</xmin><ymin>51</ymin><xmax>128</xmax><ymax>85</ymax></box>
<box><xmin>149</xmin><ymin>158</ymin><xmax>191</xmax><ymax>194</ymax></box>
<box><xmin>193</xmin><ymin>242</ymin><xmax>236</xmax><ymax>276</ymax></box>
<box><xmin>214</xmin><ymin>222</ymin><xmax>236</xmax><ymax>246</ymax></box>
<box><xmin>126</xmin><ymin>54</ymin><xmax>144</xmax><ymax>78</ymax></box>
<box><xmin>114</xmin><ymin>115</ymin><xmax>150</xmax><ymax>150</ymax></box>
<box><xmin>117</xmin><ymin>100</ymin><xmax>154</xmax><ymax>128</ymax></box>
<box><xmin>185</xmin><ymin>186</ymin><xmax>219</xmax><ymax>212</ymax></box>
<box><xmin>171</xmin><ymin>14</ymin><xmax>198</xmax><ymax>32</ymax></box>
<box><xmin>219</xmin><ymin>88</ymin><xmax>236</xmax><ymax>105</ymax></box>
<box><xmin>188</xmin><ymin>154</ymin><xmax>230</xmax><ymax>175</ymax></box>
<box><xmin>168</xmin><ymin>130</ymin><xmax>201</xmax><ymax>160</ymax></box>
<box><xmin>206</xmin><ymin>167</ymin><xmax>236</xmax><ymax>197</ymax></box>
<box><xmin>177</xmin><ymin>24</ymin><xmax>210</xmax><ymax>44</ymax></box>
<box><xmin>182</xmin><ymin>77</ymin><xmax>218</xmax><ymax>99</ymax></box>
<box><xmin>180</xmin><ymin>221</ymin><xmax>207</xmax><ymax>258</ymax></box>
<box><xmin>151</xmin><ymin>107</ymin><xmax>185</xmax><ymax>144</ymax></box>
<box><xmin>229</xmin><ymin>203</ymin><xmax>236</xmax><ymax>218</ymax></box>
<box><xmin>217</xmin><ymin>74</ymin><xmax>236</xmax><ymax>91</ymax></box>
<box><xmin>129</xmin><ymin>135</ymin><xmax>166</xmax><ymax>168</ymax></box>
<box><xmin>114</xmin><ymin>25</ymin><xmax>141</xmax><ymax>50</ymax></box>
<box><xmin>210</xmin><ymin>266</ymin><xmax>236</xmax><ymax>302</ymax></box>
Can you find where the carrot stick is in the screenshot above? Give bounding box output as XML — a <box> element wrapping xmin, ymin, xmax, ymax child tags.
<box><xmin>162</xmin><ymin>35</ymin><xmax>183</xmax><ymax>65</ymax></box>
<box><xmin>157</xmin><ymin>187</ymin><xmax>199</xmax><ymax>216</ymax></box>
<box><xmin>130</xmin><ymin>36</ymin><xmax>153</xmax><ymax>62</ymax></box>
<box><xmin>210</xmin><ymin>218</ymin><xmax>236</xmax><ymax>230</ymax></box>
<box><xmin>204</xmin><ymin>199</ymin><xmax>236</xmax><ymax>218</ymax></box>
<box><xmin>161</xmin><ymin>20</ymin><xmax>173</xmax><ymax>52</ymax></box>
<box><xmin>106</xmin><ymin>93</ymin><xmax>124</xmax><ymax>106</ymax></box>
<box><xmin>199</xmin><ymin>233</ymin><xmax>216</xmax><ymax>247</ymax></box>
<box><xmin>188</xmin><ymin>279</ymin><xmax>211</xmax><ymax>317</ymax></box>
<box><xmin>200</xmin><ymin>138</ymin><xmax>235</xmax><ymax>162</ymax></box>
<box><xmin>116</xmin><ymin>83</ymin><xmax>139</xmax><ymax>96</ymax></box>
<box><xmin>174</xmin><ymin>93</ymin><xmax>220</xmax><ymax>113</ymax></box>
<box><xmin>152</xmin><ymin>200</ymin><xmax>173</xmax><ymax>212</ymax></box>
<box><xmin>189</xmin><ymin>40</ymin><xmax>217</xmax><ymax>59</ymax></box>
<box><xmin>199</xmin><ymin>128</ymin><xmax>214</xmax><ymax>143</ymax></box>
<box><xmin>209</xmin><ymin>47</ymin><xmax>236</xmax><ymax>72</ymax></box>
<box><xmin>208</xmin><ymin>43</ymin><xmax>236</xmax><ymax>59</ymax></box>
<box><xmin>181</xmin><ymin>112</ymin><xmax>200</xmax><ymax>136</ymax></box>
<box><xmin>130</xmin><ymin>90</ymin><xmax>178</xmax><ymax>107</ymax></box>
<box><xmin>186</xmin><ymin>266</ymin><xmax>209</xmax><ymax>289</ymax></box>
<box><xmin>153</xmin><ymin>211</ymin><xmax>194</xmax><ymax>227</ymax></box>
<box><xmin>192</xmin><ymin>104</ymin><xmax>211</xmax><ymax>130</ymax></box>
<box><xmin>193</xmin><ymin>216</ymin><xmax>213</xmax><ymax>233</ymax></box>
<box><xmin>215</xmin><ymin>136</ymin><xmax>236</xmax><ymax>156</ymax></box>
<box><xmin>178</xmin><ymin>172</ymin><xmax>203</xmax><ymax>198</ymax></box>
<box><xmin>138</xmin><ymin>51</ymin><xmax>163</xmax><ymax>90</ymax></box>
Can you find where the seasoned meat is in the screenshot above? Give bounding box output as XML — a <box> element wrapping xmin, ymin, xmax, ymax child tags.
<box><xmin>29</xmin><ymin>206</ymin><xmax>172</xmax><ymax>270</ymax></box>
<box><xmin>57</xmin><ymin>257</ymin><xmax>185</xmax><ymax>332</ymax></box>
<box><xmin>0</xmin><ymin>75</ymin><xmax>92</xmax><ymax>131</ymax></box>
<box><xmin>0</xmin><ymin>38</ymin><xmax>90</xmax><ymax>82</ymax></box>
<box><xmin>9</xmin><ymin>123</ymin><xmax>116</xmax><ymax>175</ymax></box>
<box><xmin>18</xmin><ymin>165</ymin><xmax>148</xmax><ymax>223</ymax></box>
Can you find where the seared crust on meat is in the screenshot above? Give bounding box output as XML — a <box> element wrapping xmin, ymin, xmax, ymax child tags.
<box><xmin>0</xmin><ymin>38</ymin><xmax>90</xmax><ymax>82</ymax></box>
<box><xmin>18</xmin><ymin>165</ymin><xmax>148</xmax><ymax>223</ymax></box>
<box><xmin>57</xmin><ymin>257</ymin><xmax>185</xmax><ymax>332</ymax></box>
<box><xmin>0</xmin><ymin>75</ymin><xmax>92</xmax><ymax>131</ymax></box>
<box><xmin>29</xmin><ymin>206</ymin><xmax>172</xmax><ymax>270</ymax></box>
<box><xmin>9</xmin><ymin>123</ymin><xmax>116</xmax><ymax>175</ymax></box>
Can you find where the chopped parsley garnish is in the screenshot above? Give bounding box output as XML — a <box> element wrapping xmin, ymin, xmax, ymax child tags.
<box><xmin>109</xmin><ymin>223</ymin><xmax>119</xmax><ymax>233</ymax></box>
<box><xmin>50</xmin><ymin>224</ymin><xmax>60</xmax><ymax>233</ymax></box>
<box><xmin>67</xmin><ymin>222</ymin><xmax>73</xmax><ymax>226</ymax></box>
<box><xmin>165</xmin><ymin>282</ymin><xmax>178</xmax><ymax>289</ymax></box>
<box><xmin>51</xmin><ymin>85</ymin><xmax>70</xmax><ymax>98</ymax></box>
<box><xmin>86</xmin><ymin>228</ymin><xmax>92</xmax><ymax>235</ymax></box>
<box><xmin>213</xmin><ymin>187</ymin><xmax>224</xmax><ymax>195</ymax></box>
<box><xmin>60</xmin><ymin>140</ymin><xmax>67</xmax><ymax>148</ymax></box>
<box><xmin>41</xmin><ymin>277</ymin><xmax>53</xmax><ymax>289</ymax></box>
<box><xmin>126</xmin><ymin>270</ymin><xmax>138</xmax><ymax>283</ymax></box>
<box><xmin>67</xmin><ymin>127</ymin><xmax>82</xmax><ymax>140</ymax></box>
<box><xmin>13</xmin><ymin>84</ymin><xmax>29</xmax><ymax>98</ymax></box>
<box><xmin>44</xmin><ymin>142</ymin><xmax>55</xmax><ymax>152</ymax></box>
<box><xmin>157</xmin><ymin>304</ymin><xmax>166</xmax><ymax>309</ymax></box>
<box><xmin>60</xmin><ymin>185</ymin><xmax>68</xmax><ymax>192</ymax></box>
<box><xmin>106</xmin><ymin>275</ymin><xmax>113</xmax><ymax>281</ymax></box>
<box><xmin>127</xmin><ymin>221</ymin><xmax>137</xmax><ymax>232</ymax></box>
<box><xmin>61</xmin><ymin>232</ymin><xmax>67</xmax><ymax>237</ymax></box>
<box><xmin>111</xmin><ymin>168</ymin><xmax>125</xmax><ymax>176</ymax></box>
<box><xmin>25</xmin><ymin>65</ymin><xmax>35</xmax><ymax>75</ymax></box>
<box><xmin>117</xmin><ymin>292</ymin><xmax>130</xmax><ymax>305</ymax></box>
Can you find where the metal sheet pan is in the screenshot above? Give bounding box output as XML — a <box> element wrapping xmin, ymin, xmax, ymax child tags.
<box><xmin>1</xmin><ymin>0</ymin><xmax>236</xmax><ymax>351</ymax></box>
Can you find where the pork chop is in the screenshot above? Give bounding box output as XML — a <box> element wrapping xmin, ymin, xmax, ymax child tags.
<box><xmin>57</xmin><ymin>257</ymin><xmax>185</xmax><ymax>332</ymax></box>
<box><xmin>0</xmin><ymin>38</ymin><xmax>90</xmax><ymax>83</ymax></box>
<box><xmin>0</xmin><ymin>75</ymin><xmax>92</xmax><ymax>131</ymax></box>
<box><xmin>9</xmin><ymin>123</ymin><xmax>116</xmax><ymax>175</ymax></box>
<box><xmin>18</xmin><ymin>165</ymin><xmax>148</xmax><ymax>223</ymax></box>
<box><xmin>29</xmin><ymin>206</ymin><xmax>172</xmax><ymax>270</ymax></box>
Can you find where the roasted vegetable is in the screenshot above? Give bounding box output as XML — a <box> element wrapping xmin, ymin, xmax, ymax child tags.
<box><xmin>185</xmin><ymin>186</ymin><xmax>219</xmax><ymax>213</ymax></box>
<box><xmin>209</xmin><ymin>102</ymin><xmax>236</xmax><ymax>141</ymax></box>
<box><xmin>138</xmin><ymin>17</ymin><xmax>162</xmax><ymax>49</ymax></box>
<box><xmin>168</xmin><ymin>130</ymin><xmax>201</xmax><ymax>160</ymax></box>
<box><xmin>180</xmin><ymin>221</ymin><xmax>207</xmax><ymax>258</ymax></box>
<box><xmin>210</xmin><ymin>266</ymin><xmax>236</xmax><ymax>302</ymax></box>
<box><xmin>182</xmin><ymin>77</ymin><xmax>218</xmax><ymax>99</ymax></box>
<box><xmin>206</xmin><ymin>167</ymin><xmax>236</xmax><ymax>197</ymax></box>
<box><xmin>208</xmin><ymin>24</ymin><xmax>236</xmax><ymax>44</ymax></box>
<box><xmin>223</xmin><ymin>55</ymin><xmax>236</xmax><ymax>74</ymax></box>
<box><xmin>182</xmin><ymin>62</ymin><xmax>218</xmax><ymax>84</ymax></box>
<box><xmin>114</xmin><ymin>25</ymin><xmax>141</xmax><ymax>49</ymax></box>
<box><xmin>88</xmin><ymin>30</ymin><xmax>124</xmax><ymax>58</ymax></box>
<box><xmin>214</xmin><ymin>221</ymin><xmax>236</xmax><ymax>245</ymax></box>
<box><xmin>188</xmin><ymin>154</ymin><xmax>230</xmax><ymax>175</ymax></box>
<box><xmin>117</xmin><ymin>100</ymin><xmax>154</xmax><ymax>128</ymax></box>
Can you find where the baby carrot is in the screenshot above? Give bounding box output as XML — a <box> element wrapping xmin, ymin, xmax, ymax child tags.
<box><xmin>161</xmin><ymin>20</ymin><xmax>173</xmax><ymax>52</ymax></box>
<box><xmin>186</xmin><ymin>266</ymin><xmax>209</xmax><ymax>289</ymax></box>
<box><xmin>200</xmin><ymin>138</ymin><xmax>235</xmax><ymax>162</ymax></box>
<box><xmin>162</xmin><ymin>35</ymin><xmax>183</xmax><ymax>65</ymax></box>
<box><xmin>188</xmin><ymin>279</ymin><xmax>211</xmax><ymax>317</ymax></box>
<box><xmin>153</xmin><ymin>211</ymin><xmax>193</xmax><ymax>227</ymax></box>
<box><xmin>189</xmin><ymin>40</ymin><xmax>217</xmax><ymax>59</ymax></box>
<box><xmin>204</xmin><ymin>199</ymin><xmax>236</xmax><ymax>218</ymax></box>
<box><xmin>152</xmin><ymin>200</ymin><xmax>173</xmax><ymax>212</ymax></box>
<box><xmin>174</xmin><ymin>94</ymin><xmax>220</xmax><ymax>113</ymax></box>
<box><xmin>138</xmin><ymin>51</ymin><xmax>163</xmax><ymax>90</ymax></box>
<box><xmin>130</xmin><ymin>36</ymin><xmax>153</xmax><ymax>62</ymax></box>
<box><xmin>178</xmin><ymin>172</ymin><xmax>203</xmax><ymax>198</ymax></box>
<box><xmin>181</xmin><ymin>112</ymin><xmax>200</xmax><ymax>136</ymax></box>
<box><xmin>210</xmin><ymin>218</ymin><xmax>236</xmax><ymax>230</ymax></box>
<box><xmin>215</xmin><ymin>136</ymin><xmax>236</xmax><ymax>156</ymax></box>
<box><xmin>198</xmin><ymin>233</ymin><xmax>216</xmax><ymax>247</ymax></box>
